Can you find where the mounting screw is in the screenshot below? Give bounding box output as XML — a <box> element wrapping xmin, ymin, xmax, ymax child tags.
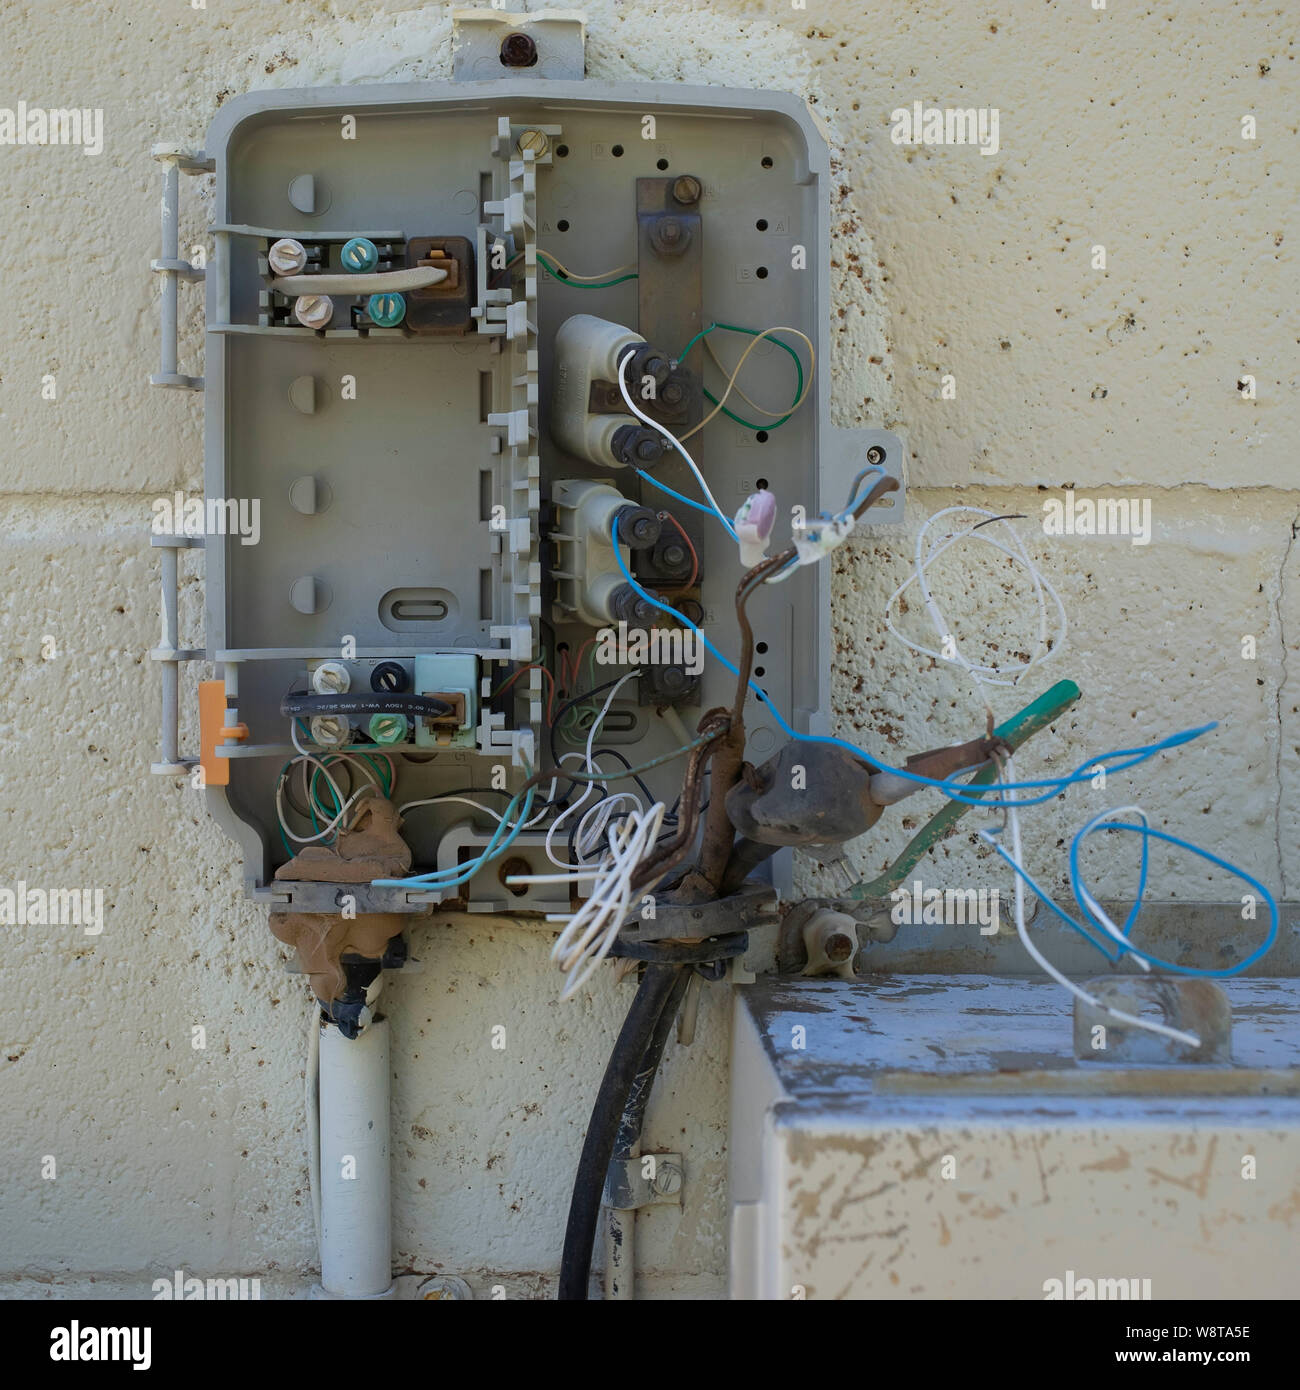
<box><xmin>500</xmin><ymin>32</ymin><xmax>538</xmax><ymax>67</ymax></box>
<box><xmin>652</xmin><ymin>1161</ymin><xmax>683</xmax><ymax>1197</ymax></box>
<box><xmin>672</xmin><ymin>175</ymin><xmax>702</xmax><ymax>205</ymax></box>
<box><xmin>516</xmin><ymin>129</ymin><xmax>550</xmax><ymax>160</ymax></box>
<box><xmin>866</xmin><ymin>445</ymin><xmax>886</xmax><ymax>466</ymax></box>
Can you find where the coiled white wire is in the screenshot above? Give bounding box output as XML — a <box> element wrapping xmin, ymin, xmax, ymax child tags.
<box><xmin>505</xmin><ymin>671</ymin><xmax>668</xmax><ymax>998</ymax></box>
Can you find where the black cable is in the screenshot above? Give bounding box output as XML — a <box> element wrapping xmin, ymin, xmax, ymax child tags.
<box><xmin>547</xmin><ymin>672</ymin><xmax>642</xmax><ymax>805</ymax></box>
<box><xmin>605</xmin><ymin>966</ymin><xmax>692</xmax><ymax>1299</ymax></box>
<box><xmin>281</xmin><ymin>691</ymin><xmax>452</xmax><ymax>718</ymax></box>
<box><xmin>557</xmin><ymin>963</ymin><xmax>685</xmax><ymax>1300</ymax></box>
<box><xmin>588</xmin><ymin>745</ymin><xmax>658</xmax><ymax>805</ymax></box>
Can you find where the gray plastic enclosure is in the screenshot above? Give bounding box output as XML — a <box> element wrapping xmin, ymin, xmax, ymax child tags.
<box><xmin>189</xmin><ymin>78</ymin><xmax>902</xmax><ymax>912</ymax></box>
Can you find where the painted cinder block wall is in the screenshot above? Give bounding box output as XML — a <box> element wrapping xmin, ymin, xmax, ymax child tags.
<box><xmin>0</xmin><ymin>1</ymin><xmax>1293</xmax><ymax>1297</ymax></box>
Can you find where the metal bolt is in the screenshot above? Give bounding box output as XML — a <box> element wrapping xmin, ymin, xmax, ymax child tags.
<box><xmin>661</xmin><ymin>381</ymin><xmax>684</xmax><ymax>406</ymax></box>
<box><xmin>662</xmin><ymin>543</ymin><xmax>686</xmax><ymax>569</ymax></box>
<box><xmin>866</xmin><ymin>445</ymin><xmax>886</xmax><ymax>466</ymax></box>
<box><xmin>499</xmin><ymin>32</ymin><xmax>538</xmax><ymax>67</ymax></box>
<box><xmin>652</xmin><ymin>1162</ymin><xmax>683</xmax><ymax>1197</ymax></box>
<box><xmin>294</xmin><ymin>295</ymin><xmax>333</xmax><ymax>330</ymax></box>
<box><xmin>650</xmin><ymin>216</ymin><xmax>691</xmax><ymax>258</ymax></box>
<box><xmin>516</xmin><ymin>129</ymin><xmax>550</xmax><ymax>161</ymax></box>
<box><xmin>672</xmin><ymin>175</ymin><xmax>702</xmax><ymax>205</ymax></box>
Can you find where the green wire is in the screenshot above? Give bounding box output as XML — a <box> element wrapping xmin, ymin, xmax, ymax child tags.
<box><xmin>538</xmin><ymin>259</ymin><xmax>638</xmax><ymax>290</ymax></box>
<box><xmin>678</xmin><ymin>321</ymin><xmax>805</xmax><ymax>432</ymax></box>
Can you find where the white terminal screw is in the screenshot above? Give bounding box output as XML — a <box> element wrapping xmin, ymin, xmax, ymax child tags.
<box><xmin>310</xmin><ymin>715</ymin><xmax>349</xmax><ymax>747</ymax></box>
<box><xmin>268</xmin><ymin>237</ymin><xmax>308</xmax><ymax>275</ymax></box>
<box><xmin>294</xmin><ymin>294</ymin><xmax>334</xmax><ymax>329</ymax></box>
<box><xmin>311</xmin><ymin>661</ymin><xmax>351</xmax><ymax>695</ymax></box>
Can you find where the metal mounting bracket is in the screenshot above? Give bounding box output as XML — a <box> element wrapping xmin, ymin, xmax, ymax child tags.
<box><xmin>603</xmin><ymin>1153</ymin><xmax>683</xmax><ymax>1211</ymax></box>
<box><xmin>149</xmin><ymin>143</ymin><xmax>213</xmax><ymax>391</ymax></box>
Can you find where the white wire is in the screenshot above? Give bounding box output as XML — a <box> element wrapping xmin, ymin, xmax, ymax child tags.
<box><xmin>890</xmin><ymin>508</ymin><xmax>1192</xmax><ymax>1046</ymax></box>
<box><xmin>507</xmin><ymin>668</ymin><xmax>662</xmax><ymax>998</ymax></box>
<box><xmin>991</xmin><ymin>757</ymin><xmax>1200</xmax><ymax>1050</ymax></box>
<box><xmin>616</xmin><ymin>349</ymin><xmax>738</xmax><ymax>540</ymax></box>
<box><xmin>883</xmin><ymin>506</ymin><xmax>1067</xmax><ymax>693</ymax></box>
<box><xmin>543</xmin><ymin>673</ymin><xmax>644</xmax><ymax>869</ymax></box>
<box><xmin>277</xmin><ymin>724</ymin><xmax>392</xmax><ymax>846</ymax></box>
<box><xmin>399</xmin><ymin>773</ymin><xmax>565</xmax><ymax>832</ymax></box>
<box><xmin>1072</xmin><ymin>805</ymin><xmax>1153</xmax><ymax>973</ymax></box>
<box><xmin>513</xmin><ymin>801</ymin><xmax>667</xmax><ymax>1000</ymax></box>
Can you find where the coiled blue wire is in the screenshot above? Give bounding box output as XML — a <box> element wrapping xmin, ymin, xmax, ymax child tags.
<box><xmin>980</xmin><ymin>817</ymin><xmax>1278</xmax><ymax>977</ymax></box>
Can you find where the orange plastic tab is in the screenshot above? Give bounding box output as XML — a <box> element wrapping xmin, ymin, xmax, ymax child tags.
<box><xmin>199</xmin><ymin>680</ymin><xmax>232</xmax><ymax>787</ymax></box>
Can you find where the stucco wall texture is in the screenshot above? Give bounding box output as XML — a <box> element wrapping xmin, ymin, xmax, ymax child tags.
<box><xmin>0</xmin><ymin>1</ymin><xmax>1294</xmax><ymax>1298</ymax></box>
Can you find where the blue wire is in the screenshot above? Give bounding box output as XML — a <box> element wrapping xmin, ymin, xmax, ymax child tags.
<box><xmin>1069</xmin><ymin>821</ymin><xmax>1278</xmax><ymax>976</ymax></box>
<box><xmin>983</xmin><ymin>819</ymin><xmax>1278</xmax><ymax>977</ymax></box>
<box><xmin>372</xmin><ymin>784</ymin><xmax>536</xmax><ymax>888</ymax></box>
<box><xmin>609</xmin><ymin>515</ymin><xmax>1216</xmax><ymax>806</ymax></box>
<box><xmin>634</xmin><ymin>468</ymin><xmax>739</xmax><ymax>539</ymax></box>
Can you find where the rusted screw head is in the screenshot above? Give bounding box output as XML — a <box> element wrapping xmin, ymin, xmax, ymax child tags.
<box><xmin>661</xmin><ymin>381</ymin><xmax>684</xmax><ymax>406</ymax></box>
<box><xmin>650</xmin><ymin>216</ymin><xmax>690</xmax><ymax>257</ymax></box>
<box><xmin>500</xmin><ymin>857</ymin><xmax>532</xmax><ymax>896</ymax></box>
<box><xmin>500</xmin><ymin>32</ymin><xmax>538</xmax><ymax>67</ymax></box>
<box><xmin>672</xmin><ymin>174</ymin><xmax>702</xmax><ymax>205</ymax></box>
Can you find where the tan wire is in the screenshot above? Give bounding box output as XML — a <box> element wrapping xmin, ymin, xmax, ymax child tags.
<box><xmin>679</xmin><ymin>324</ymin><xmax>816</xmax><ymax>442</ymax></box>
<box><xmin>506</xmin><ymin>248</ymin><xmax>637</xmax><ymax>282</ymax></box>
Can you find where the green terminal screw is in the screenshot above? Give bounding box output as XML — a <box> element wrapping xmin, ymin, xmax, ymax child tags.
<box><xmin>368</xmin><ymin>713</ymin><xmax>407</xmax><ymax>745</ymax></box>
<box><xmin>368</xmin><ymin>292</ymin><xmax>406</xmax><ymax>328</ymax></box>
